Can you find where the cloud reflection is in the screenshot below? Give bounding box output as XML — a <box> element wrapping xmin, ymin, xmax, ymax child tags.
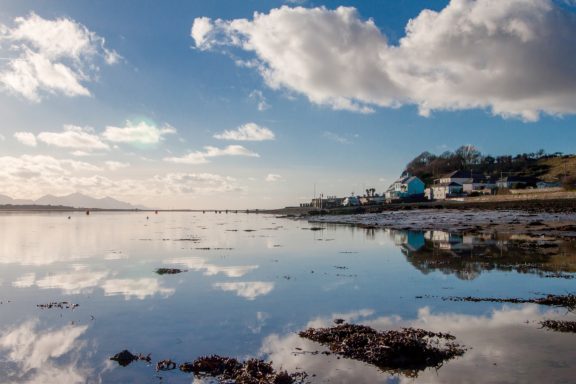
<box><xmin>260</xmin><ymin>306</ymin><xmax>576</xmax><ymax>383</ymax></box>
<box><xmin>102</xmin><ymin>278</ymin><xmax>174</xmax><ymax>300</ymax></box>
<box><xmin>213</xmin><ymin>281</ymin><xmax>274</xmax><ymax>300</ymax></box>
<box><xmin>166</xmin><ymin>256</ymin><xmax>258</xmax><ymax>277</ymax></box>
<box><xmin>0</xmin><ymin>319</ymin><xmax>90</xmax><ymax>383</ymax></box>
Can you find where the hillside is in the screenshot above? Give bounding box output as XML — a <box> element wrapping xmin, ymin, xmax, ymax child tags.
<box><xmin>405</xmin><ymin>146</ymin><xmax>575</xmax><ymax>186</ymax></box>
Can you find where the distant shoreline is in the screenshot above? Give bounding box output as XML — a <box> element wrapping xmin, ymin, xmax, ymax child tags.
<box><xmin>264</xmin><ymin>195</ymin><xmax>576</xmax><ymax>216</ymax></box>
<box><xmin>3</xmin><ymin>193</ymin><xmax>576</xmax><ymax>214</ymax></box>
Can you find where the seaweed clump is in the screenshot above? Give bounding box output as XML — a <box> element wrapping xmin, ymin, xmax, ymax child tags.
<box><xmin>299</xmin><ymin>324</ymin><xmax>465</xmax><ymax>376</ymax></box>
<box><xmin>179</xmin><ymin>355</ymin><xmax>307</xmax><ymax>383</ymax></box>
<box><xmin>444</xmin><ymin>293</ymin><xmax>576</xmax><ymax>311</ymax></box>
<box><xmin>110</xmin><ymin>350</ymin><xmax>151</xmax><ymax>367</ymax></box>
<box><xmin>540</xmin><ymin>320</ymin><xmax>576</xmax><ymax>333</ymax></box>
<box><xmin>155</xmin><ymin>268</ymin><xmax>185</xmax><ymax>275</ymax></box>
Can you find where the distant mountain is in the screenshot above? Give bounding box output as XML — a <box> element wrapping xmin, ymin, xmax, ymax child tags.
<box><xmin>0</xmin><ymin>194</ymin><xmax>35</xmax><ymax>205</ymax></box>
<box><xmin>35</xmin><ymin>193</ymin><xmax>148</xmax><ymax>210</ymax></box>
<box><xmin>0</xmin><ymin>192</ymin><xmax>147</xmax><ymax>210</ymax></box>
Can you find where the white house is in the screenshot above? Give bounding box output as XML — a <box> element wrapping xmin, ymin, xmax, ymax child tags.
<box><xmin>385</xmin><ymin>174</ymin><xmax>425</xmax><ymax>200</ymax></box>
<box><xmin>426</xmin><ymin>182</ymin><xmax>463</xmax><ymax>200</ymax></box>
<box><xmin>436</xmin><ymin>170</ymin><xmax>479</xmax><ymax>185</ymax></box>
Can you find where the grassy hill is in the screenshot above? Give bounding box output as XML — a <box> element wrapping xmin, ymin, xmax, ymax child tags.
<box><xmin>538</xmin><ymin>156</ymin><xmax>576</xmax><ymax>181</ymax></box>
<box><xmin>405</xmin><ymin>146</ymin><xmax>576</xmax><ymax>187</ymax></box>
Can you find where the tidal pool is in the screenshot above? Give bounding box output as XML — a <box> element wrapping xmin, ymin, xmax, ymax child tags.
<box><xmin>0</xmin><ymin>211</ymin><xmax>574</xmax><ymax>383</ymax></box>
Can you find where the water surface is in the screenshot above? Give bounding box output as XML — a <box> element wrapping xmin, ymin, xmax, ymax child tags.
<box><xmin>0</xmin><ymin>212</ymin><xmax>574</xmax><ymax>383</ymax></box>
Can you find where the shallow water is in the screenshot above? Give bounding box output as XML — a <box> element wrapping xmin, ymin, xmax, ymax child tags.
<box><xmin>0</xmin><ymin>211</ymin><xmax>574</xmax><ymax>383</ymax></box>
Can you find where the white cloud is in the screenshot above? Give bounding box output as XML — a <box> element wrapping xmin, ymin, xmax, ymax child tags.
<box><xmin>38</xmin><ymin>125</ymin><xmax>109</xmax><ymax>151</ymax></box>
<box><xmin>213</xmin><ymin>281</ymin><xmax>275</xmax><ymax>300</ymax></box>
<box><xmin>193</xmin><ymin>0</ymin><xmax>576</xmax><ymax>121</ymax></box>
<box><xmin>265</xmin><ymin>173</ymin><xmax>282</xmax><ymax>182</ymax></box>
<box><xmin>0</xmin><ymin>154</ymin><xmax>242</xmax><ymax>199</ymax></box>
<box><xmin>249</xmin><ymin>90</ymin><xmax>270</xmax><ymax>111</ymax></box>
<box><xmin>190</xmin><ymin>17</ymin><xmax>214</xmax><ymax>49</ymax></box>
<box><xmin>152</xmin><ymin>172</ymin><xmax>241</xmax><ymax>194</ymax></box>
<box><xmin>164</xmin><ymin>145</ymin><xmax>259</xmax><ymax>164</ymax></box>
<box><xmin>214</xmin><ymin>122</ymin><xmax>275</xmax><ymax>141</ymax></box>
<box><xmin>0</xmin><ymin>13</ymin><xmax>119</xmax><ymax>101</ymax></box>
<box><xmin>105</xmin><ymin>161</ymin><xmax>129</xmax><ymax>170</ymax></box>
<box><xmin>14</xmin><ymin>131</ymin><xmax>37</xmax><ymax>147</ymax></box>
<box><xmin>102</xmin><ymin>121</ymin><xmax>176</xmax><ymax>145</ymax></box>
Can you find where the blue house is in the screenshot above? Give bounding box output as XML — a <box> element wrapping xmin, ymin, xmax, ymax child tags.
<box><xmin>385</xmin><ymin>174</ymin><xmax>425</xmax><ymax>200</ymax></box>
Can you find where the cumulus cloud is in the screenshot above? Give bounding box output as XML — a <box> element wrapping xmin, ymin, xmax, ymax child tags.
<box><xmin>190</xmin><ymin>16</ymin><xmax>214</xmax><ymax>49</ymax></box>
<box><xmin>214</xmin><ymin>122</ymin><xmax>275</xmax><ymax>141</ymax></box>
<box><xmin>0</xmin><ymin>154</ymin><xmax>241</xmax><ymax>200</ymax></box>
<box><xmin>102</xmin><ymin>121</ymin><xmax>176</xmax><ymax>145</ymax></box>
<box><xmin>265</xmin><ymin>173</ymin><xmax>282</xmax><ymax>182</ymax></box>
<box><xmin>14</xmin><ymin>131</ymin><xmax>37</xmax><ymax>147</ymax></box>
<box><xmin>105</xmin><ymin>161</ymin><xmax>129</xmax><ymax>170</ymax></box>
<box><xmin>38</xmin><ymin>125</ymin><xmax>109</xmax><ymax>150</ymax></box>
<box><xmin>164</xmin><ymin>145</ymin><xmax>259</xmax><ymax>164</ymax></box>
<box><xmin>0</xmin><ymin>13</ymin><xmax>119</xmax><ymax>101</ymax></box>
<box><xmin>192</xmin><ymin>0</ymin><xmax>576</xmax><ymax>121</ymax></box>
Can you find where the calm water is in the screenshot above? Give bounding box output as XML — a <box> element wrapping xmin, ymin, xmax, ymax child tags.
<box><xmin>0</xmin><ymin>212</ymin><xmax>574</xmax><ymax>383</ymax></box>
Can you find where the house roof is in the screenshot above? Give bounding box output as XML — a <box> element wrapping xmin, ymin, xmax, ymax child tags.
<box><xmin>433</xmin><ymin>182</ymin><xmax>463</xmax><ymax>187</ymax></box>
<box><xmin>386</xmin><ymin>175</ymin><xmax>422</xmax><ymax>191</ymax></box>
<box><xmin>440</xmin><ymin>170</ymin><xmax>485</xmax><ymax>180</ymax></box>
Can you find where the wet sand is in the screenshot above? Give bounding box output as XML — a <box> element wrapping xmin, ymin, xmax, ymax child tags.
<box><xmin>307</xmin><ymin>209</ymin><xmax>576</xmax><ymax>238</ymax></box>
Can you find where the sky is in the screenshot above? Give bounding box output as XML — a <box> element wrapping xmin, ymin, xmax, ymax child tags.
<box><xmin>0</xmin><ymin>0</ymin><xmax>575</xmax><ymax>209</ymax></box>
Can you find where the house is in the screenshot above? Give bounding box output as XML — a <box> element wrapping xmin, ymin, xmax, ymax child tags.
<box><xmin>461</xmin><ymin>177</ymin><xmax>496</xmax><ymax>195</ymax></box>
<box><xmin>426</xmin><ymin>182</ymin><xmax>463</xmax><ymax>200</ymax></box>
<box><xmin>311</xmin><ymin>196</ymin><xmax>343</xmax><ymax>208</ymax></box>
<box><xmin>427</xmin><ymin>171</ymin><xmax>494</xmax><ymax>200</ymax></box>
<box><xmin>385</xmin><ymin>174</ymin><xmax>425</xmax><ymax>200</ymax></box>
<box><xmin>436</xmin><ymin>170</ymin><xmax>483</xmax><ymax>185</ymax></box>
<box><xmin>496</xmin><ymin>176</ymin><xmax>539</xmax><ymax>189</ymax></box>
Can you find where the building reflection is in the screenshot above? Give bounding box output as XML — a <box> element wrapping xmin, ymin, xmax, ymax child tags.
<box><xmin>390</xmin><ymin>229</ymin><xmax>576</xmax><ymax>280</ymax></box>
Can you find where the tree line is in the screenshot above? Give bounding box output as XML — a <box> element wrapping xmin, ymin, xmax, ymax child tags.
<box><xmin>404</xmin><ymin>145</ymin><xmax>567</xmax><ymax>186</ymax></box>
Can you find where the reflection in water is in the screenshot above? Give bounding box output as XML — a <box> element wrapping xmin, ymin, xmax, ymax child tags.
<box><xmin>0</xmin><ymin>320</ymin><xmax>90</xmax><ymax>384</ymax></box>
<box><xmin>11</xmin><ymin>269</ymin><xmax>173</xmax><ymax>300</ymax></box>
<box><xmin>261</xmin><ymin>306</ymin><xmax>576</xmax><ymax>383</ymax></box>
<box><xmin>392</xmin><ymin>229</ymin><xmax>576</xmax><ymax>280</ymax></box>
<box><xmin>1</xmin><ymin>212</ymin><xmax>575</xmax><ymax>383</ymax></box>
<box><xmin>13</xmin><ymin>268</ymin><xmax>110</xmax><ymax>294</ymax></box>
<box><xmin>213</xmin><ymin>281</ymin><xmax>274</xmax><ymax>300</ymax></box>
<box><xmin>102</xmin><ymin>278</ymin><xmax>174</xmax><ymax>300</ymax></box>
<box><xmin>166</xmin><ymin>256</ymin><xmax>258</xmax><ymax>277</ymax></box>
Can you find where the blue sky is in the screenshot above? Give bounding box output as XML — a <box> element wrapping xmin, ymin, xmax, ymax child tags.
<box><xmin>0</xmin><ymin>0</ymin><xmax>575</xmax><ymax>209</ymax></box>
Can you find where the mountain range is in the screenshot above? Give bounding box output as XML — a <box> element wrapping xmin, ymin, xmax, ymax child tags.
<box><xmin>0</xmin><ymin>192</ymin><xmax>148</xmax><ymax>210</ymax></box>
